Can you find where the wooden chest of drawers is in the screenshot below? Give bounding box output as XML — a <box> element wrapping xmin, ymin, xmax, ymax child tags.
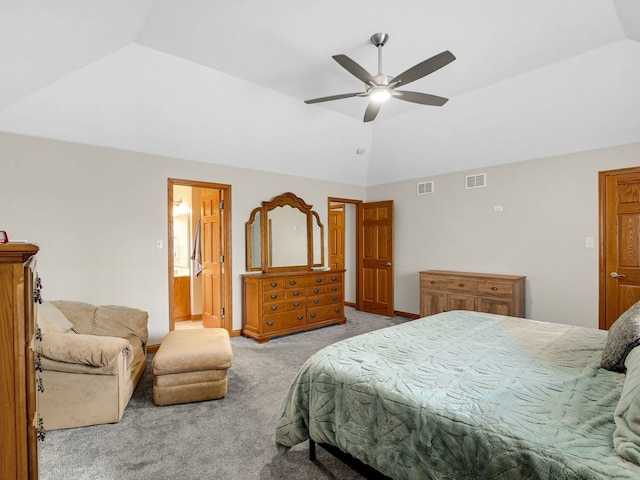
<box><xmin>242</xmin><ymin>270</ymin><xmax>346</xmax><ymax>342</ymax></box>
<box><xmin>1</xmin><ymin>243</ymin><xmax>40</xmax><ymax>479</ymax></box>
<box><xmin>420</xmin><ymin>270</ymin><xmax>526</xmax><ymax>318</ymax></box>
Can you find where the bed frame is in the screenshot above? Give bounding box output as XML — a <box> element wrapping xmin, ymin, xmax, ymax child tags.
<box><xmin>308</xmin><ymin>439</ymin><xmax>391</xmax><ymax>479</ymax></box>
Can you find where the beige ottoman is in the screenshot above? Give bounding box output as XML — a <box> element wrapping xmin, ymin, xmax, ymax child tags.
<box><xmin>152</xmin><ymin>328</ymin><xmax>232</xmax><ymax>406</ymax></box>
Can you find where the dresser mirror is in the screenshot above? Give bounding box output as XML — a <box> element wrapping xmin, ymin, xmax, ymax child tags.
<box><xmin>245</xmin><ymin>192</ymin><xmax>324</xmax><ymax>272</ymax></box>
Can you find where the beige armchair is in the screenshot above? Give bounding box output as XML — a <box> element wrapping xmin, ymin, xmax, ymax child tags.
<box><xmin>35</xmin><ymin>300</ymin><xmax>148</xmax><ymax>430</ymax></box>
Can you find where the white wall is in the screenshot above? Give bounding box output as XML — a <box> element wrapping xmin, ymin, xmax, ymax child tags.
<box><xmin>366</xmin><ymin>142</ymin><xmax>640</xmax><ymax>328</ymax></box>
<box><xmin>2</xmin><ymin>131</ymin><xmax>638</xmax><ymax>338</ymax></box>
<box><xmin>0</xmin><ymin>132</ymin><xmax>365</xmax><ymax>344</ymax></box>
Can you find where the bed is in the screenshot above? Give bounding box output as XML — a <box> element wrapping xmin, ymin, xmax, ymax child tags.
<box><xmin>275</xmin><ymin>310</ymin><xmax>640</xmax><ymax>479</ymax></box>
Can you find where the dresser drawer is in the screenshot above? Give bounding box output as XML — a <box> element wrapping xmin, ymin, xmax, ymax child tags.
<box><xmin>308</xmin><ymin>305</ymin><xmax>344</xmax><ymax>324</ymax></box>
<box><xmin>307</xmin><ymin>285</ymin><xmax>326</xmax><ymax>296</ymax></box>
<box><xmin>263</xmin><ymin>279</ymin><xmax>285</xmax><ymax>291</ymax></box>
<box><xmin>325</xmin><ymin>292</ymin><xmax>342</xmax><ymax>305</ymax></box>
<box><xmin>263</xmin><ymin>311</ymin><xmax>306</xmax><ymax>331</ymax></box>
<box><xmin>262</xmin><ymin>301</ymin><xmax>286</xmax><ymax>314</ymax></box>
<box><xmin>446</xmin><ymin>279</ymin><xmax>478</xmax><ymax>295</ymax></box>
<box><xmin>478</xmin><ymin>281</ymin><xmax>513</xmax><ymax>297</ymax></box>
<box><xmin>421</xmin><ymin>275</ymin><xmax>478</xmax><ymax>295</ymax></box>
<box><xmin>286</xmin><ymin>298</ymin><xmax>306</xmax><ymax>310</ymax></box>
<box><xmin>285</xmin><ymin>288</ymin><xmax>305</xmax><ymax>299</ymax></box>
<box><xmin>263</xmin><ymin>291</ymin><xmax>285</xmax><ymax>304</ymax></box>
<box><xmin>285</xmin><ymin>275</ymin><xmax>326</xmax><ymax>288</ymax></box>
<box><xmin>308</xmin><ymin>296</ymin><xmax>324</xmax><ymax>307</ymax></box>
<box><xmin>420</xmin><ymin>275</ymin><xmax>449</xmax><ymax>290</ymax></box>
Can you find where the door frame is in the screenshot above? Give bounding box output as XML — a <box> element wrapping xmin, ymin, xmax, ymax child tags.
<box><xmin>328</xmin><ymin>197</ymin><xmax>362</xmax><ymax>309</ymax></box>
<box><xmin>599</xmin><ymin>166</ymin><xmax>640</xmax><ymax>329</ymax></box>
<box><xmin>168</xmin><ymin>178</ymin><xmax>232</xmax><ymax>334</ymax></box>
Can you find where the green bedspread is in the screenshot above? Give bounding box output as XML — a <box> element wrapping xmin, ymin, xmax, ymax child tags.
<box><xmin>275</xmin><ymin>311</ymin><xmax>640</xmax><ymax>479</ymax></box>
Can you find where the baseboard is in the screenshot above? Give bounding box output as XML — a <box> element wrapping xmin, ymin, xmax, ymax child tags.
<box><xmin>344</xmin><ymin>303</ymin><xmax>419</xmax><ymax>320</ymax></box>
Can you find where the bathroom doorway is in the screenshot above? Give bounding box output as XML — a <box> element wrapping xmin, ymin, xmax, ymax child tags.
<box><xmin>168</xmin><ymin>179</ymin><xmax>232</xmax><ymax>334</ymax></box>
<box><xmin>328</xmin><ymin>197</ymin><xmax>360</xmax><ymax>308</ymax></box>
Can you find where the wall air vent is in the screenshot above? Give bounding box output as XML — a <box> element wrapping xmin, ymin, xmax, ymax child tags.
<box><xmin>417</xmin><ymin>181</ymin><xmax>434</xmax><ymax>195</ymax></box>
<box><xmin>466</xmin><ymin>173</ymin><xmax>487</xmax><ymax>189</ymax></box>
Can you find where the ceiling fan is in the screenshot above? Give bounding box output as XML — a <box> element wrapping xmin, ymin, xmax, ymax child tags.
<box><xmin>305</xmin><ymin>33</ymin><xmax>456</xmax><ymax>122</ymax></box>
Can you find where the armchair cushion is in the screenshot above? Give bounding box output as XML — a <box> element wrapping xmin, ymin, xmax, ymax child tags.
<box><xmin>36</xmin><ymin>331</ymin><xmax>131</xmax><ymax>368</ymax></box>
<box><xmin>51</xmin><ymin>300</ymin><xmax>148</xmax><ymax>345</ymax></box>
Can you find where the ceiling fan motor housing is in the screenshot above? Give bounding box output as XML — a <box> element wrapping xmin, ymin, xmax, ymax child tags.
<box><xmin>370</xmin><ymin>32</ymin><xmax>389</xmax><ymax>47</ymax></box>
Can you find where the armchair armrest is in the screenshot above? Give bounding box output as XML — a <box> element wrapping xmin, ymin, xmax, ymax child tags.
<box><xmin>36</xmin><ymin>331</ymin><xmax>131</xmax><ymax>368</ymax></box>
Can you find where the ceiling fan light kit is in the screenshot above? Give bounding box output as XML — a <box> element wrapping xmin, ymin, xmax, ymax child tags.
<box><xmin>305</xmin><ymin>33</ymin><xmax>456</xmax><ymax>122</ymax></box>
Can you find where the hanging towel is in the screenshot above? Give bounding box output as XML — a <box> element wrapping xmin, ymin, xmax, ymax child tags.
<box><xmin>191</xmin><ymin>218</ymin><xmax>202</xmax><ymax>276</ymax></box>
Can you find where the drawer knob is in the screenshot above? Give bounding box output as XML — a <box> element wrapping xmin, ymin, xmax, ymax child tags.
<box><xmin>313</xmin><ymin>299</ymin><xmax>320</xmax><ymax>304</ymax></box>
<box><xmin>270</xmin><ymin>282</ymin><xmax>278</xmax><ymax>288</ymax></box>
<box><xmin>270</xmin><ymin>294</ymin><xmax>278</xmax><ymax>299</ymax></box>
<box><xmin>316</xmin><ymin>278</ymin><xmax>323</xmax><ymax>283</ymax></box>
<box><xmin>332</xmin><ymin>286</ymin><xmax>338</xmax><ymax>291</ymax></box>
<box><xmin>331</xmin><ymin>276</ymin><xmax>337</xmax><ymax>281</ymax></box>
<box><xmin>267</xmin><ymin>320</ymin><xmax>275</xmax><ymax>326</ymax></box>
<box><xmin>313</xmin><ymin>288</ymin><xmax>320</xmax><ymax>294</ymax></box>
<box><xmin>293</xmin><ymin>302</ymin><xmax>300</xmax><ymax>307</ymax></box>
<box><xmin>491</xmin><ymin>286</ymin><xmax>498</xmax><ymax>291</ymax></box>
<box><xmin>290</xmin><ymin>280</ymin><xmax>297</xmax><ymax>285</ymax></box>
<box><xmin>332</xmin><ymin>296</ymin><xmax>338</xmax><ymax>301</ymax></box>
<box><xmin>458</xmin><ymin>283</ymin><xmax>465</xmax><ymax>287</ymax></box>
<box><xmin>297</xmin><ymin>315</ymin><xmax>304</xmax><ymax>321</ymax></box>
<box><xmin>271</xmin><ymin>305</ymin><xmax>278</xmax><ymax>311</ymax></box>
<box><xmin>335</xmin><ymin>308</ymin><xmax>341</xmax><ymax>313</ymax></box>
<box><xmin>293</xmin><ymin>291</ymin><xmax>300</xmax><ymax>296</ymax></box>
<box><xmin>310</xmin><ymin>312</ymin><xmax>317</xmax><ymax>318</ymax></box>
<box><xmin>430</xmin><ymin>281</ymin><xmax>436</xmax><ymax>284</ymax></box>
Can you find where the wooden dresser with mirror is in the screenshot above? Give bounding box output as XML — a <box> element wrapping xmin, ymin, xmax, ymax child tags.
<box><xmin>242</xmin><ymin>192</ymin><xmax>345</xmax><ymax>342</ymax></box>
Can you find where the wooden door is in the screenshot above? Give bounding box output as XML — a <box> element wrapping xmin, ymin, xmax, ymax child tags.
<box><xmin>329</xmin><ymin>204</ymin><xmax>345</xmax><ymax>270</ymax></box>
<box><xmin>201</xmin><ymin>190</ymin><xmax>223</xmax><ymax>328</ymax></box>
<box><xmin>600</xmin><ymin>167</ymin><xmax>640</xmax><ymax>329</ymax></box>
<box><xmin>358</xmin><ymin>200</ymin><xmax>394</xmax><ymax>316</ymax></box>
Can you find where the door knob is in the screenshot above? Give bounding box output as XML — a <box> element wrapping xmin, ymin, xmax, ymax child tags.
<box><xmin>383</xmin><ymin>262</ymin><xmax>392</xmax><ymax>267</ymax></box>
<box><xmin>610</xmin><ymin>272</ymin><xmax>626</xmax><ymax>279</ymax></box>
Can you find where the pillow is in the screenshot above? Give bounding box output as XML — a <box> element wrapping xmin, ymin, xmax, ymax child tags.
<box><xmin>614</xmin><ymin>346</ymin><xmax>640</xmax><ymax>465</ymax></box>
<box><xmin>36</xmin><ymin>301</ymin><xmax>74</xmax><ymax>335</ymax></box>
<box><xmin>602</xmin><ymin>300</ymin><xmax>640</xmax><ymax>372</ymax></box>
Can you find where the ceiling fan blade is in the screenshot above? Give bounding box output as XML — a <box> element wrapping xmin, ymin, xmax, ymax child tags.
<box><xmin>390</xmin><ymin>50</ymin><xmax>456</xmax><ymax>88</ymax></box>
<box><xmin>363</xmin><ymin>101</ymin><xmax>381</xmax><ymax>122</ymax></box>
<box><xmin>304</xmin><ymin>92</ymin><xmax>362</xmax><ymax>104</ymax></box>
<box><xmin>332</xmin><ymin>55</ymin><xmax>376</xmax><ymax>85</ymax></box>
<box><xmin>394</xmin><ymin>90</ymin><xmax>449</xmax><ymax>106</ymax></box>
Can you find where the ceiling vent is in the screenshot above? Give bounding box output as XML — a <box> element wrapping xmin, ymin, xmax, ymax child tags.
<box><xmin>466</xmin><ymin>173</ymin><xmax>486</xmax><ymax>189</ymax></box>
<box><xmin>417</xmin><ymin>181</ymin><xmax>434</xmax><ymax>195</ymax></box>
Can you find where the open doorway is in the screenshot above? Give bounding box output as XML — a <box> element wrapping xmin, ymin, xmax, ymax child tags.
<box><xmin>328</xmin><ymin>197</ymin><xmax>361</xmax><ymax>308</ymax></box>
<box><xmin>168</xmin><ymin>179</ymin><xmax>232</xmax><ymax>334</ymax></box>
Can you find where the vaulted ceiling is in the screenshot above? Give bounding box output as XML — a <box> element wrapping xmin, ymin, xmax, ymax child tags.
<box><xmin>1</xmin><ymin>1</ymin><xmax>639</xmax><ymax>186</ymax></box>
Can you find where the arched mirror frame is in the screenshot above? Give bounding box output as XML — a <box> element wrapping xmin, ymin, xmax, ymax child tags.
<box><xmin>245</xmin><ymin>192</ymin><xmax>324</xmax><ymax>272</ymax></box>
